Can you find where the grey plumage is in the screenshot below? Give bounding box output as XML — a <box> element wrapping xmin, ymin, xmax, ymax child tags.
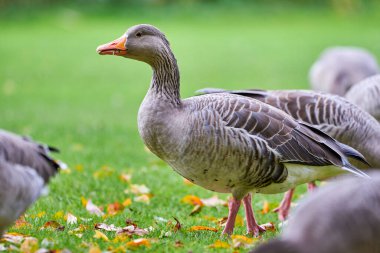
<box><xmin>345</xmin><ymin>74</ymin><xmax>380</xmax><ymax>121</ymax></box>
<box><xmin>309</xmin><ymin>47</ymin><xmax>379</xmax><ymax>96</ymax></box>
<box><xmin>251</xmin><ymin>172</ymin><xmax>380</xmax><ymax>253</ymax></box>
<box><xmin>0</xmin><ymin>129</ymin><xmax>59</xmax><ymax>235</ymax></box>
<box><xmin>97</xmin><ymin>24</ymin><xmax>367</xmax><ymax>234</ymax></box>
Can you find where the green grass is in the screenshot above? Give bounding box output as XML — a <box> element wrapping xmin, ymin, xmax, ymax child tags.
<box><xmin>1</xmin><ymin>4</ymin><xmax>380</xmax><ymax>252</ymax></box>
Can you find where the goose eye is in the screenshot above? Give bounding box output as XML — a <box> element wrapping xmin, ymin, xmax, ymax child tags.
<box><xmin>136</xmin><ymin>32</ymin><xmax>142</xmax><ymax>37</ymax></box>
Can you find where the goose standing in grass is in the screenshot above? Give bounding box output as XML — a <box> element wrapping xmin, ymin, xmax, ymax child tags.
<box><xmin>345</xmin><ymin>74</ymin><xmax>380</xmax><ymax>121</ymax></box>
<box><xmin>198</xmin><ymin>88</ymin><xmax>378</xmax><ymax>220</ymax></box>
<box><xmin>0</xmin><ymin>130</ymin><xmax>60</xmax><ymax>236</ymax></box>
<box><xmin>96</xmin><ymin>24</ymin><xmax>368</xmax><ymax>236</ymax></box>
<box><xmin>309</xmin><ymin>47</ymin><xmax>379</xmax><ymax>96</ymax></box>
<box><xmin>251</xmin><ymin>173</ymin><xmax>380</xmax><ymax>253</ymax></box>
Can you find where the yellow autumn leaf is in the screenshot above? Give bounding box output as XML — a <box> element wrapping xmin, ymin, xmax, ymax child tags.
<box><xmin>122</xmin><ymin>198</ymin><xmax>132</xmax><ymax>207</ymax></box>
<box><xmin>54</xmin><ymin>211</ymin><xmax>65</xmax><ymax>219</ymax></box>
<box><xmin>81</xmin><ymin>196</ymin><xmax>88</xmax><ymax>207</ymax></box>
<box><xmin>74</xmin><ymin>164</ymin><xmax>84</xmax><ymax>171</ymax></box>
<box><xmin>93</xmin><ymin>230</ymin><xmax>109</xmax><ymax>242</ymax></box>
<box><xmin>88</xmin><ymin>245</ymin><xmax>102</xmax><ymax>253</ymax></box>
<box><xmin>231</xmin><ymin>235</ymin><xmax>258</xmax><ymax>248</ymax></box>
<box><xmin>126</xmin><ymin>238</ymin><xmax>151</xmax><ymax>249</ymax></box>
<box><xmin>261</xmin><ymin>200</ymin><xmax>270</xmax><ymax>214</ymax></box>
<box><xmin>181</xmin><ymin>195</ymin><xmax>204</xmax><ymax>206</ymax></box>
<box><xmin>208</xmin><ymin>240</ymin><xmax>230</xmax><ymax>248</ymax></box>
<box><xmin>20</xmin><ymin>237</ymin><xmax>39</xmax><ymax>253</ymax></box>
<box><xmin>189</xmin><ymin>226</ymin><xmax>218</xmax><ymax>232</ymax></box>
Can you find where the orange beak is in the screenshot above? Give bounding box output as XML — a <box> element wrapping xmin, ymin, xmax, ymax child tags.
<box><xmin>96</xmin><ymin>36</ymin><xmax>127</xmax><ymax>56</ymax></box>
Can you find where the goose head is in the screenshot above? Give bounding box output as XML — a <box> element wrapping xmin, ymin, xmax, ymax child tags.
<box><xmin>96</xmin><ymin>24</ymin><xmax>172</xmax><ymax>66</ymax></box>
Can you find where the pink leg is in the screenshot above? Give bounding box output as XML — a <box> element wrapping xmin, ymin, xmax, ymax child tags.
<box><xmin>307</xmin><ymin>181</ymin><xmax>317</xmax><ymax>192</ymax></box>
<box><xmin>222</xmin><ymin>196</ymin><xmax>241</xmax><ymax>235</ymax></box>
<box><xmin>273</xmin><ymin>188</ymin><xmax>294</xmax><ymax>221</ymax></box>
<box><xmin>243</xmin><ymin>193</ymin><xmax>266</xmax><ymax>236</ymax></box>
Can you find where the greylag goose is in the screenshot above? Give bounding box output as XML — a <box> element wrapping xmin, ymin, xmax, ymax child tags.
<box><xmin>198</xmin><ymin>88</ymin><xmax>378</xmax><ymax>220</ymax></box>
<box><xmin>345</xmin><ymin>74</ymin><xmax>380</xmax><ymax>121</ymax></box>
<box><xmin>251</xmin><ymin>172</ymin><xmax>380</xmax><ymax>253</ymax></box>
<box><xmin>309</xmin><ymin>47</ymin><xmax>379</xmax><ymax>96</ymax></box>
<box><xmin>96</xmin><ymin>24</ymin><xmax>368</xmax><ymax>236</ymax></box>
<box><xmin>0</xmin><ymin>129</ymin><xmax>59</xmax><ymax>235</ymax></box>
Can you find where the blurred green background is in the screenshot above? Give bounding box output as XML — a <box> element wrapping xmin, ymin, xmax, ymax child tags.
<box><xmin>0</xmin><ymin>0</ymin><xmax>379</xmax><ymax>251</ymax></box>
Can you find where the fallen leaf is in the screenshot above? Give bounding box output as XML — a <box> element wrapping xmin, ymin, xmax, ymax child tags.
<box><xmin>260</xmin><ymin>222</ymin><xmax>276</xmax><ymax>232</ymax></box>
<box><xmin>54</xmin><ymin>211</ymin><xmax>65</xmax><ymax>220</ymax></box>
<box><xmin>182</xmin><ymin>178</ymin><xmax>194</xmax><ymax>186</ymax></box>
<box><xmin>130</xmin><ymin>184</ymin><xmax>150</xmax><ymax>195</ymax></box>
<box><xmin>208</xmin><ymin>240</ymin><xmax>230</xmax><ymax>248</ymax></box>
<box><xmin>189</xmin><ymin>226</ymin><xmax>218</xmax><ymax>232</ymax></box>
<box><xmin>181</xmin><ymin>195</ymin><xmax>203</xmax><ymax>206</ymax></box>
<box><xmin>125</xmin><ymin>219</ymin><xmax>137</xmax><ymax>227</ymax></box>
<box><xmin>93</xmin><ymin>166</ymin><xmax>115</xmax><ymax>179</ymax></box>
<box><xmin>13</xmin><ymin>216</ymin><xmax>31</xmax><ymax>229</ymax></box>
<box><xmin>81</xmin><ymin>197</ymin><xmax>88</xmax><ymax>207</ymax></box>
<box><xmin>88</xmin><ymin>245</ymin><xmax>102</xmax><ymax>253</ymax></box>
<box><xmin>190</xmin><ymin>205</ymin><xmax>202</xmax><ymax>216</ymax></box>
<box><xmin>154</xmin><ymin>216</ymin><xmax>168</xmax><ymax>223</ymax></box>
<box><xmin>41</xmin><ymin>221</ymin><xmax>65</xmax><ymax>231</ymax></box>
<box><xmin>231</xmin><ymin>235</ymin><xmax>257</xmax><ymax>248</ymax></box>
<box><xmin>122</xmin><ymin>198</ymin><xmax>132</xmax><ymax>207</ymax></box>
<box><xmin>201</xmin><ymin>196</ymin><xmax>227</xmax><ymax>207</ymax></box>
<box><xmin>173</xmin><ymin>217</ymin><xmax>181</xmax><ymax>232</ymax></box>
<box><xmin>93</xmin><ymin>230</ymin><xmax>109</xmax><ymax>242</ymax></box>
<box><xmin>20</xmin><ymin>237</ymin><xmax>38</xmax><ymax>253</ymax></box>
<box><xmin>95</xmin><ymin>223</ymin><xmax>122</xmax><ymax>232</ymax></box>
<box><xmin>74</xmin><ymin>164</ymin><xmax>84</xmax><ymax>172</ymax></box>
<box><xmin>107</xmin><ymin>202</ymin><xmax>124</xmax><ymax>216</ymax></box>
<box><xmin>134</xmin><ymin>194</ymin><xmax>152</xmax><ymax>204</ymax></box>
<box><xmin>86</xmin><ymin>199</ymin><xmax>104</xmax><ymax>217</ymax></box>
<box><xmin>30</xmin><ymin>211</ymin><xmax>46</xmax><ymax>218</ymax></box>
<box><xmin>126</xmin><ymin>238</ymin><xmax>151</xmax><ymax>249</ymax></box>
<box><xmin>117</xmin><ymin>225</ymin><xmax>149</xmax><ymax>236</ymax></box>
<box><xmin>1</xmin><ymin>232</ymin><xmax>27</xmax><ymax>244</ymax></box>
<box><xmin>120</xmin><ymin>173</ymin><xmax>132</xmax><ymax>183</ymax></box>
<box><xmin>217</xmin><ymin>215</ymin><xmax>243</xmax><ymax>227</ymax></box>
<box><xmin>261</xmin><ymin>200</ymin><xmax>270</xmax><ymax>214</ymax></box>
<box><xmin>66</xmin><ymin>213</ymin><xmax>77</xmax><ymax>225</ymax></box>
<box><xmin>174</xmin><ymin>240</ymin><xmax>184</xmax><ymax>247</ymax></box>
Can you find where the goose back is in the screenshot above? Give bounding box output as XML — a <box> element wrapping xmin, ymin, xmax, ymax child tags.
<box><xmin>198</xmin><ymin>88</ymin><xmax>380</xmax><ymax>168</ymax></box>
<box><xmin>345</xmin><ymin>74</ymin><xmax>380</xmax><ymax>121</ymax></box>
<box><xmin>309</xmin><ymin>47</ymin><xmax>379</xmax><ymax>96</ymax></box>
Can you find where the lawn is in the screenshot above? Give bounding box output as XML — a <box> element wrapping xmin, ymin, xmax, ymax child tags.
<box><xmin>1</xmin><ymin>3</ymin><xmax>380</xmax><ymax>252</ymax></box>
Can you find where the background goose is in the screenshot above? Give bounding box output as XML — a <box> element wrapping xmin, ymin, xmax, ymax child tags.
<box><xmin>309</xmin><ymin>47</ymin><xmax>379</xmax><ymax>96</ymax></box>
<box><xmin>198</xmin><ymin>88</ymin><xmax>378</xmax><ymax>219</ymax></box>
<box><xmin>96</xmin><ymin>24</ymin><xmax>368</xmax><ymax>236</ymax></box>
<box><xmin>0</xmin><ymin>130</ymin><xmax>60</xmax><ymax>235</ymax></box>
<box><xmin>345</xmin><ymin>74</ymin><xmax>380</xmax><ymax>121</ymax></box>
<box><xmin>250</xmin><ymin>172</ymin><xmax>380</xmax><ymax>253</ymax></box>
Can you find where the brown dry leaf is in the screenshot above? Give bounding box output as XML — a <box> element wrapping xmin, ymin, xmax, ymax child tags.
<box><xmin>107</xmin><ymin>202</ymin><xmax>124</xmax><ymax>216</ymax></box>
<box><xmin>20</xmin><ymin>237</ymin><xmax>38</xmax><ymax>253</ymax></box>
<box><xmin>181</xmin><ymin>195</ymin><xmax>204</xmax><ymax>206</ymax></box>
<box><xmin>260</xmin><ymin>222</ymin><xmax>276</xmax><ymax>232</ymax></box>
<box><xmin>93</xmin><ymin>230</ymin><xmax>109</xmax><ymax>242</ymax></box>
<box><xmin>86</xmin><ymin>199</ymin><xmax>104</xmax><ymax>217</ymax></box>
<box><xmin>41</xmin><ymin>221</ymin><xmax>65</xmax><ymax>231</ymax></box>
<box><xmin>125</xmin><ymin>219</ymin><xmax>138</xmax><ymax>227</ymax></box>
<box><xmin>174</xmin><ymin>240</ymin><xmax>184</xmax><ymax>248</ymax></box>
<box><xmin>208</xmin><ymin>240</ymin><xmax>230</xmax><ymax>249</ymax></box>
<box><xmin>217</xmin><ymin>215</ymin><xmax>243</xmax><ymax>227</ymax></box>
<box><xmin>201</xmin><ymin>196</ymin><xmax>227</xmax><ymax>207</ymax></box>
<box><xmin>120</xmin><ymin>173</ymin><xmax>132</xmax><ymax>183</ymax></box>
<box><xmin>261</xmin><ymin>200</ymin><xmax>270</xmax><ymax>214</ymax></box>
<box><xmin>190</xmin><ymin>205</ymin><xmax>203</xmax><ymax>216</ymax></box>
<box><xmin>14</xmin><ymin>216</ymin><xmax>31</xmax><ymax>229</ymax></box>
<box><xmin>173</xmin><ymin>217</ymin><xmax>181</xmax><ymax>232</ymax></box>
<box><xmin>231</xmin><ymin>235</ymin><xmax>257</xmax><ymax>248</ymax></box>
<box><xmin>95</xmin><ymin>223</ymin><xmax>122</xmax><ymax>232</ymax></box>
<box><xmin>134</xmin><ymin>194</ymin><xmax>152</xmax><ymax>204</ymax></box>
<box><xmin>126</xmin><ymin>238</ymin><xmax>151</xmax><ymax>249</ymax></box>
<box><xmin>117</xmin><ymin>225</ymin><xmax>149</xmax><ymax>237</ymax></box>
<box><xmin>189</xmin><ymin>226</ymin><xmax>218</xmax><ymax>232</ymax></box>
<box><xmin>66</xmin><ymin>213</ymin><xmax>77</xmax><ymax>225</ymax></box>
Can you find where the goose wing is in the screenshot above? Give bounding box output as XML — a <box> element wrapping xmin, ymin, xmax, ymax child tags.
<box><xmin>202</xmin><ymin>94</ymin><xmax>365</xmax><ymax>172</ymax></box>
<box><xmin>0</xmin><ymin>129</ymin><xmax>59</xmax><ymax>183</ymax></box>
